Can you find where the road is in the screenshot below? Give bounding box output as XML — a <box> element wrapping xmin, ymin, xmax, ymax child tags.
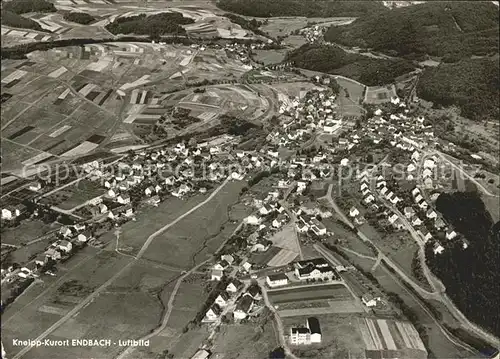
<box><xmin>319</xmin><ymin>184</ymin><xmax>355</xmax><ymax>229</ymax></box>
<box><xmin>322</xmin><ymin>180</ymin><xmax>500</xmax><ymax>348</ymax></box>
<box><xmin>258</xmin><ymin>281</ymin><xmax>301</xmax><ymax>359</ymax></box>
<box><xmin>115</xmin><ymin>259</ymin><xmax>210</xmax><ymax>359</ymax></box>
<box><xmin>315</xmin><ymin>243</ymin><xmax>479</xmax><ymax>356</ymax></box>
<box><xmin>435</xmin><ymin>151</ymin><xmax>499</xmax><ymax>197</ymax></box>
<box><xmin>11</xmin><ymin>177</ymin><xmax>232</xmax><ymax>359</ymax></box>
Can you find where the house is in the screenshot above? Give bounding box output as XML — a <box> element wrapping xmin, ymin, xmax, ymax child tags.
<box><xmin>290</xmin><ymin>327</ymin><xmax>311</xmax><ymax>345</ymax></box>
<box><xmin>433</xmin><ymin>242</ymin><xmax>445</xmax><ymax>255</ymax></box>
<box><xmin>211</xmin><ymin>269</ymin><xmax>223</xmax><ymax>281</ymax></box>
<box><xmin>244</xmin><ymin>215</ymin><xmax>261</xmax><ymax>225</ymax></box>
<box><xmin>246</xmin><ymin>285</ymin><xmax>262</xmax><ymax>300</ymax></box>
<box><xmin>144</xmin><ymin>186</ymin><xmax>154</xmax><ymax>196</ymax></box>
<box><xmin>204</xmin><ymin>304</ymin><xmax>221</xmax><ymax>321</ymax></box>
<box><xmin>411</xmin><ymin>187</ymin><xmax>420</xmax><ymax>197</ymax></box>
<box><xmin>117</xmin><ymin>194</ymin><xmax>130</xmax><ymax>204</ymax></box>
<box><xmin>213</xmin><ymin>260</ymin><xmax>230</xmax><ymax>271</ymax></box>
<box><xmin>29</xmin><ymin>182</ymin><xmax>42</xmax><ymax>191</ymax></box>
<box><xmin>309</xmin><ymin>218</ymin><xmax>327</xmax><ymax>236</ymax></box>
<box><xmin>148</xmin><ymin>195</ymin><xmax>161</xmax><ymax>206</ymax></box>
<box><xmin>34</xmin><ymin>254</ymin><xmax>46</xmax><ymax>267</ymax></box>
<box><xmin>434</xmin><ymin>217</ymin><xmax>445</xmax><ymax>229</ymax></box>
<box><xmin>446</xmin><ymin>230</ymin><xmax>458</xmax><ymax>240</ymax></box>
<box><xmin>98</xmin><ymin>203</ymin><xmax>108</xmax><ymax>214</ymax></box>
<box><xmin>349</xmin><ymin>207</ymin><xmax>360</xmax><ymax>217</ymax></box>
<box><xmin>59</xmin><ymin>226</ymin><xmax>73</xmax><ymax>238</ymax></box>
<box><xmin>295</xmin><ymin>264</ymin><xmax>336</xmax><ymax>281</ymax></box>
<box><xmin>418</xmin><ymin>200</ymin><xmax>429</xmax><ymax>210</ymax></box>
<box><xmin>240</xmin><ymin>261</ymin><xmax>252</xmax><ymax>272</ymax></box>
<box><xmin>107</xmin><ymin>188</ymin><xmax>117</xmax><ymax>198</ymax></box>
<box><xmin>226</xmin><ymin>280</ymin><xmax>241</xmax><ymax>294</ymax></box>
<box><xmin>419</xmin><ymin>228</ymin><xmax>433</xmax><ymax>242</ymax></box>
<box><xmin>412</xmin><ymin>217</ymin><xmax>423</xmax><ymax>226</ymax></box>
<box><xmin>21</xmin><ymin>261</ymin><xmax>38</xmax><ymax>275</ymax></box>
<box><xmin>259</xmin><ymin>204</ymin><xmax>274</xmax><ymax>216</ymax></box>
<box><xmin>404</xmin><ymin>207</ymin><xmax>415</xmax><ymax>219</ymax></box>
<box><xmin>307</xmin><ymin>317</ymin><xmax>322</xmax><ymax>343</ymax></box>
<box><xmin>266</xmin><ymin>273</ymin><xmax>288</xmax><ymax>288</ymax></box>
<box><xmin>45</xmin><ymin>248</ymin><xmax>61</xmax><ymax>261</ymax></box>
<box><xmin>426</xmin><ymin>209</ymin><xmax>437</xmax><ymax>219</ymax></box>
<box><xmin>121</xmin><ymin>204</ymin><xmax>134</xmax><ymax>217</ymax></box>
<box><xmin>422</xmin><ymin>168</ymin><xmax>433</xmax><ymax>178</ymax></box>
<box><xmin>364</xmin><ymin>194</ymin><xmax>375</xmax><ymax>204</ymax></box>
<box><xmin>361</xmin><ymin>293</ymin><xmax>380</xmax><ymax>307</ymax></box>
<box><xmin>191</xmin><ymin>349</ymin><xmax>211</xmax><ymax>359</ymax></box>
<box><xmin>234</xmin><ymin>295</ymin><xmax>254</xmax><ymax>320</ymax></box>
<box><xmin>215</xmin><ymin>291</ymin><xmax>230</xmax><ymax>308</ymax></box>
<box><xmin>221</xmin><ymin>254</ymin><xmax>235</xmax><ymax>265</ymax></box>
<box><xmin>58</xmin><ymin>240</ymin><xmax>72</xmax><ymax>253</ymax></box>
<box><xmin>77</xmin><ymin>231</ymin><xmax>92</xmax><ymax>243</ymax></box>
<box><xmin>2</xmin><ymin>204</ymin><xmax>26</xmax><ymax>220</ymax></box>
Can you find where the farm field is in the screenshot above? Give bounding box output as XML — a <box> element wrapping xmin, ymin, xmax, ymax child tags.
<box><xmin>372</xmin><ymin>265</ymin><xmax>473</xmax><ymax>358</ymax></box>
<box><xmin>269</xmin><ymin>283</ymin><xmax>353</xmax><ymax>304</ymax></box>
<box><xmin>1</xmin><ymin>250</ymin><xmax>134</xmax><ymax>357</ymax></box>
<box><xmin>364</xmin><ymin>84</ymin><xmax>398</xmax><ymax>104</ymax></box>
<box><xmin>43</xmin><ymin>179</ymin><xmax>105</xmax><ymax>210</ymax></box>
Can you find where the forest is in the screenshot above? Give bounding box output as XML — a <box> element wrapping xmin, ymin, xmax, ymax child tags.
<box><xmin>3</xmin><ymin>0</ymin><xmax>56</xmax><ymax>14</ymax></box>
<box><xmin>63</xmin><ymin>12</ymin><xmax>96</xmax><ymax>25</ymax></box>
<box><xmin>217</xmin><ymin>0</ymin><xmax>386</xmax><ymax>18</ymax></box>
<box><xmin>286</xmin><ymin>44</ymin><xmax>415</xmax><ymax>86</ymax></box>
<box><xmin>426</xmin><ymin>192</ymin><xmax>500</xmax><ymax>337</ymax></box>
<box><xmin>2</xmin><ymin>0</ymin><xmax>56</xmax><ymax>31</ymax></box>
<box><xmin>1</xmin><ymin>10</ymin><xmax>43</xmax><ymax>31</ymax></box>
<box><xmin>417</xmin><ymin>58</ymin><xmax>499</xmax><ymax>122</ymax></box>
<box><xmin>324</xmin><ymin>1</ymin><xmax>499</xmax><ymax>60</ymax></box>
<box><xmin>105</xmin><ymin>12</ymin><xmax>194</xmax><ymax>37</ymax></box>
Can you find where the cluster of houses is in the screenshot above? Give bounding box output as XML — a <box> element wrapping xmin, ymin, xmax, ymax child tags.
<box><xmin>340</xmin><ymin>107</ymin><xmax>466</xmax><ymax>255</ymax></box>
<box><xmin>204</xmin><ymin>281</ymin><xmax>261</xmax><ymax>322</ymax></box>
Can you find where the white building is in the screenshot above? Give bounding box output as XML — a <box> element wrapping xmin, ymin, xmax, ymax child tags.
<box><xmin>266</xmin><ymin>273</ymin><xmax>288</xmax><ymax>287</ymax></box>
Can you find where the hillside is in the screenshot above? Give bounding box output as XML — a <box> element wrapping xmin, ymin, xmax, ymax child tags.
<box><xmin>286</xmin><ymin>44</ymin><xmax>415</xmax><ymax>86</ymax></box>
<box><xmin>324</xmin><ymin>1</ymin><xmax>499</xmax><ymax>60</ymax></box>
<box><xmin>216</xmin><ymin>0</ymin><xmax>387</xmax><ymax>18</ymax></box>
<box><xmin>1</xmin><ymin>10</ymin><xmax>43</xmax><ymax>31</ymax></box>
<box><xmin>427</xmin><ymin>192</ymin><xmax>500</xmax><ymax>337</ymax></box>
<box><xmin>3</xmin><ymin>0</ymin><xmax>56</xmax><ymax>14</ymax></box>
<box><xmin>417</xmin><ymin>58</ymin><xmax>499</xmax><ymax>122</ymax></box>
<box><xmin>105</xmin><ymin>12</ymin><xmax>194</xmax><ymax>37</ymax></box>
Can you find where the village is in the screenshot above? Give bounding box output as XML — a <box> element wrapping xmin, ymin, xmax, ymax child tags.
<box><xmin>1</xmin><ymin>67</ymin><xmax>490</xmax><ymax>359</ymax></box>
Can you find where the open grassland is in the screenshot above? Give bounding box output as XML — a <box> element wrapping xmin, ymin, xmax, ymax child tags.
<box><xmin>212</xmin><ymin>322</ymin><xmax>278</xmax><ymax>359</ymax></box>
<box><xmin>269</xmin><ymin>283</ymin><xmax>352</xmax><ymax>304</ymax></box>
<box><xmin>2</xmin><ymin>249</ymin><xmax>133</xmax><ymax>357</ymax></box>
<box><xmin>1</xmin><ymin>220</ymin><xmax>55</xmax><ymax>246</ymax></box>
<box><xmin>141</xmin><ymin>180</ymin><xmax>246</xmax><ymax>268</ymax></box>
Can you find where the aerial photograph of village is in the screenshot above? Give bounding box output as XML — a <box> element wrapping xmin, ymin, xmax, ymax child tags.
<box><xmin>0</xmin><ymin>0</ymin><xmax>499</xmax><ymax>358</ymax></box>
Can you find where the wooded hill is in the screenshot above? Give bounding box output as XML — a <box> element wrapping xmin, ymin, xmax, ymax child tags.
<box><xmin>417</xmin><ymin>58</ymin><xmax>499</xmax><ymax>122</ymax></box>
<box><xmin>324</xmin><ymin>1</ymin><xmax>499</xmax><ymax>60</ymax></box>
<box><xmin>427</xmin><ymin>192</ymin><xmax>500</xmax><ymax>337</ymax></box>
<box><xmin>105</xmin><ymin>12</ymin><xmax>193</xmax><ymax>37</ymax></box>
<box><xmin>286</xmin><ymin>44</ymin><xmax>416</xmax><ymax>86</ymax></box>
<box><xmin>217</xmin><ymin>0</ymin><xmax>387</xmax><ymax>18</ymax></box>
